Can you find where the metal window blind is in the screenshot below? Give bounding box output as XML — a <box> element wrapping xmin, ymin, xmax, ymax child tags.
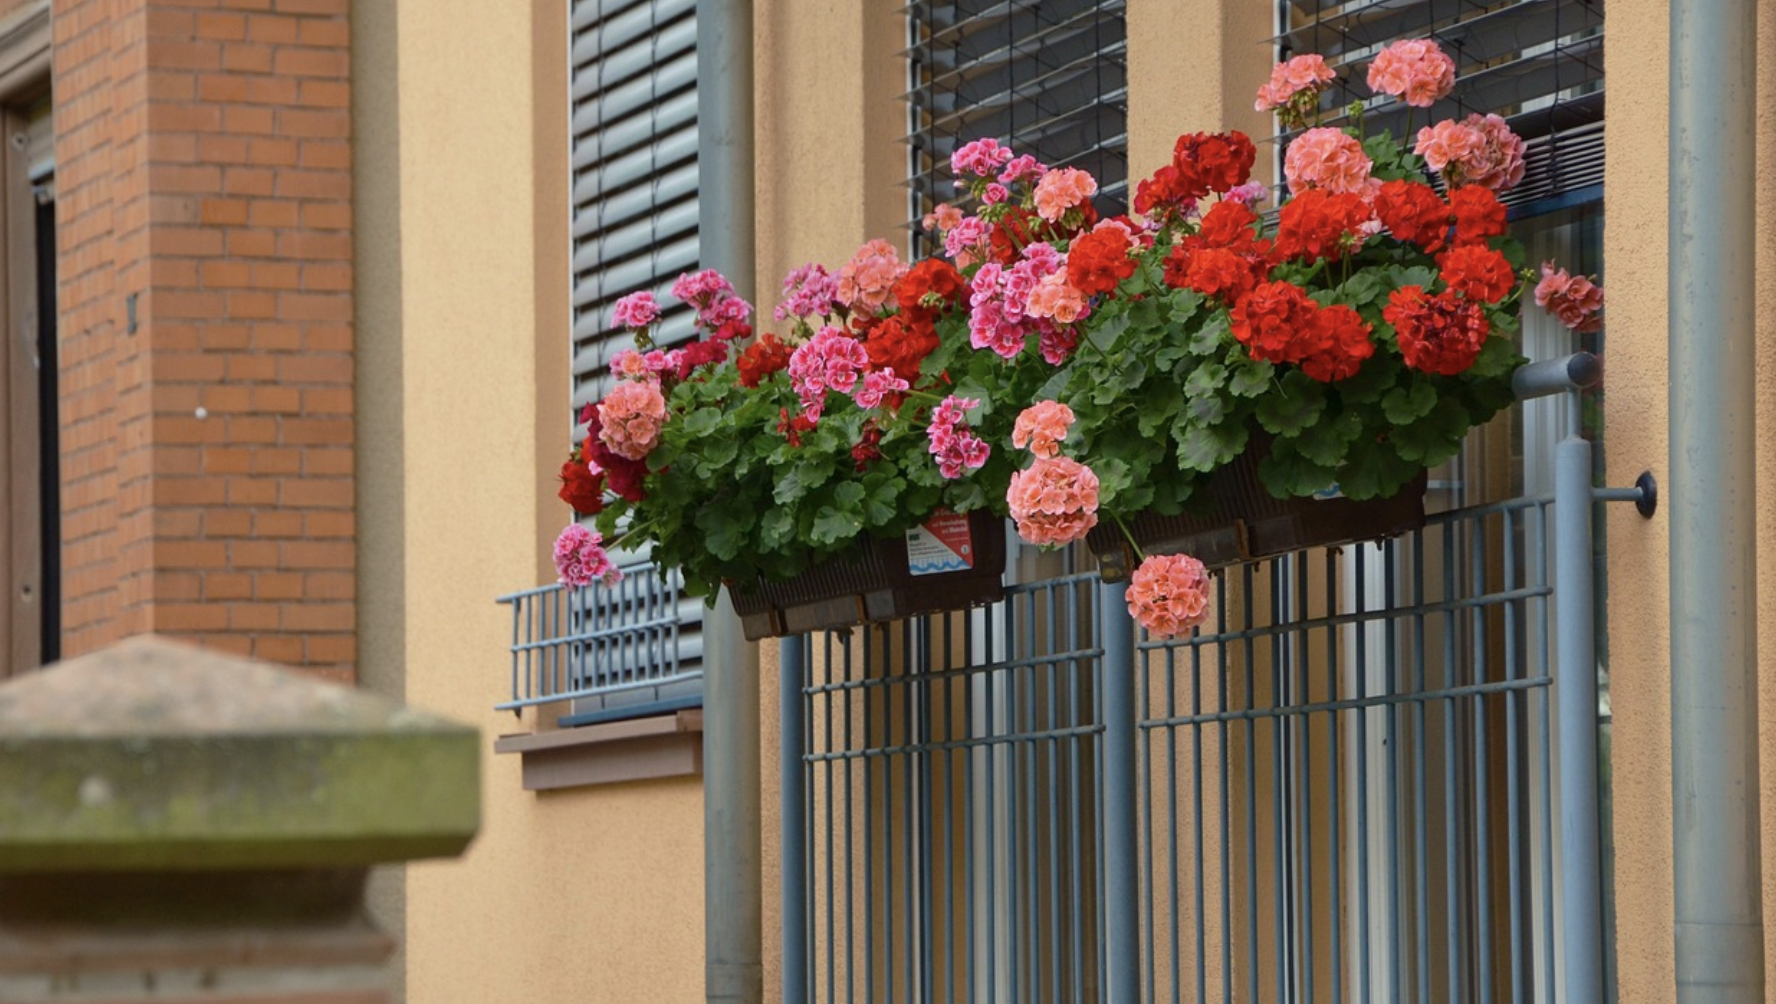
<box><xmin>905</xmin><ymin>1</ymin><xmax>1129</xmax><ymax>255</ymax></box>
<box><xmin>566</xmin><ymin>0</ymin><xmax>705</xmax><ymax>692</ymax></box>
<box><xmin>1277</xmin><ymin>0</ymin><xmax>1604</xmax><ymax>211</ymax></box>
<box><xmin>570</xmin><ymin>0</ymin><xmax>700</xmax><ymax>415</ymax></box>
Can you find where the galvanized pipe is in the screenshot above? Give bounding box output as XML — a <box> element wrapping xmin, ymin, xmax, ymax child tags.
<box><xmin>1555</xmin><ymin>420</ymin><xmax>1602</xmax><ymax>1002</ymax></box>
<box><xmin>699</xmin><ymin>0</ymin><xmax>759</xmax><ymax>1001</ymax></box>
<box><xmin>1099</xmin><ymin>580</ymin><xmax>1139</xmax><ymax>1002</ymax></box>
<box><xmin>779</xmin><ymin>638</ymin><xmax>806</xmax><ymax>1004</ymax></box>
<box><xmin>1670</xmin><ymin>0</ymin><xmax>1764</xmax><ymax>1000</ymax></box>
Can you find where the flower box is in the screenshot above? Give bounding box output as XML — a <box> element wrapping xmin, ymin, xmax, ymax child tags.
<box><xmin>1086</xmin><ymin>435</ymin><xmax>1427</xmax><ymax>580</ymax></box>
<box><xmin>727</xmin><ymin>510</ymin><xmax>1006</xmax><ymax>640</ymax></box>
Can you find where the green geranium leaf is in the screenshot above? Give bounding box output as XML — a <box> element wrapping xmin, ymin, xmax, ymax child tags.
<box><xmin>1228</xmin><ymin>357</ymin><xmax>1274</xmax><ymax>398</ymax></box>
<box><xmin>1294</xmin><ymin>408</ymin><xmax>1364</xmax><ymax>468</ymax></box>
<box><xmin>1340</xmin><ymin>271</ymin><xmax>1386</xmax><ymax>307</ymax></box>
<box><xmin>683</xmin><ymin>407</ymin><xmax>723</xmax><ymax>439</ymax></box>
<box><xmin>1335</xmin><ymin>354</ymin><xmax>1398</xmax><ymax>403</ymax></box>
<box><xmin>1257</xmin><ymin>441</ymin><xmax>1338</xmax><ymax>498</ymax></box>
<box><xmin>1183</xmin><ymin>362</ymin><xmax>1228</xmax><ymax>398</ymax></box>
<box><xmin>1467</xmin><ymin>335</ymin><xmax>1525</xmax><ymax>381</ymax></box>
<box><xmin>810</xmin><ymin>505</ymin><xmax>862</xmax><ymax>545</ymax></box>
<box><xmin>773</xmin><ymin>458</ymin><xmax>832</xmax><ymax>505</ymax></box>
<box><xmin>1176</xmin><ymin>419</ymin><xmax>1247</xmax><ymax>473</ymax></box>
<box><xmin>1339</xmin><ymin>442</ymin><xmax>1422</xmax><ymax>501</ymax></box>
<box><xmin>1254</xmin><ymin>371</ymin><xmax>1326</xmax><ymax>436</ymax></box>
<box><xmin>1128</xmin><ymin>295</ymin><xmax>1162</xmax><ymax>332</ymax></box>
<box><xmin>1114</xmin><ymin>356</ymin><xmax>1150</xmax><ymax>392</ymax></box>
<box><xmin>860</xmin><ymin>473</ymin><xmax>900</xmax><ymax>526</ymax></box>
<box><xmin>1186</xmin><ymin>314</ymin><xmax>1230</xmax><ymax>356</ymax></box>
<box><xmin>1390</xmin><ymin>398</ymin><xmax>1469</xmax><ymax>466</ymax></box>
<box><xmin>1188</xmin><ymin>393</ymin><xmax>1227</xmax><ymax>426</ymax></box>
<box><xmin>1381</xmin><ymin>380</ymin><xmax>1439</xmax><ymax>425</ymax></box>
<box><xmin>697</xmin><ymin>504</ymin><xmax>755</xmax><ymax>561</ymax></box>
<box><xmin>759</xmin><ymin>506</ymin><xmax>796</xmax><ymax>549</ymax></box>
<box><xmin>1137</xmin><ymin>380</ymin><xmax>1184</xmax><ymax>437</ymax></box>
<box><xmin>1088</xmin><ymin>309</ymin><xmax>1132</xmax><ymax>353</ymax></box>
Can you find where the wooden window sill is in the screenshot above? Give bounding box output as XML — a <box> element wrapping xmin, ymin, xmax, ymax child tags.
<box><xmin>493</xmin><ymin>709</ymin><xmax>702</xmax><ymax>791</ymax></box>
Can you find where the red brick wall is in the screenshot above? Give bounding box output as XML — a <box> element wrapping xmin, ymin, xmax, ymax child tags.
<box><xmin>52</xmin><ymin>0</ymin><xmax>355</xmax><ymax>680</ymax></box>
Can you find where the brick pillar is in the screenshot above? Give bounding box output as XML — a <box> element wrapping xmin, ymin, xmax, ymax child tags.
<box><xmin>51</xmin><ymin>0</ymin><xmax>355</xmax><ymax>679</ymax></box>
<box><xmin>0</xmin><ymin>636</ymin><xmax>479</xmax><ymax>1003</ymax></box>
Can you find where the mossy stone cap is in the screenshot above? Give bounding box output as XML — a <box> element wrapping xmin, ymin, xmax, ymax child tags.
<box><xmin>0</xmin><ymin>635</ymin><xmax>480</xmax><ymax>872</ymax></box>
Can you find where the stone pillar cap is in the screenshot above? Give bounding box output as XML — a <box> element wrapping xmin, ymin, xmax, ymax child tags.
<box><xmin>0</xmin><ymin>636</ymin><xmax>479</xmax><ymax>872</ymax></box>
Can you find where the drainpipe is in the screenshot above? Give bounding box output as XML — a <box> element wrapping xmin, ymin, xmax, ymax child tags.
<box><xmin>1669</xmin><ymin>2</ymin><xmax>1763</xmax><ymax>1001</ymax></box>
<box><xmin>698</xmin><ymin>2</ymin><xmax>760</xmax><ymax>1003</ymax></box>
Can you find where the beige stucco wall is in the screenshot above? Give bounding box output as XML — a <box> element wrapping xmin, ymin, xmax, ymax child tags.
<box><xmin>356</xmin><ymin>2</ymin><xmax>705</xmax><ymax>1002</ymax></box>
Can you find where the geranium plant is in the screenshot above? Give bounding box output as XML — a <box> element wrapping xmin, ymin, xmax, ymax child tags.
<box><xmin>549</xmin><ymin>37</ymin><xmax>1603</xmax><ymax>642</ymax></box>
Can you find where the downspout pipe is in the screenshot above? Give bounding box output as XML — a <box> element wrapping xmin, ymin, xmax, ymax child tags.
<box><xmin>698</xmin><ymin>2</ymin><xmax>760</xmax><ymax>1003</ymax></box>
<box><xmin>1669</xmin><ymin>1</ymin><xmax>1764</xmax><ymax>1001</ymax></box>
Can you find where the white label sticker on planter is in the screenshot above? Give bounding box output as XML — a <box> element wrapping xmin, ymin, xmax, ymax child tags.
<box><xmin>906</xmin><ymin>511</ymin><xmax>974</xmax><ymax>575</ymax></box>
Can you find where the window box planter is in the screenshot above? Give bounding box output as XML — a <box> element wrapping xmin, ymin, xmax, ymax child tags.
<box><xmin>728</xmin><ymin>510</ymin><xmax>1007</xmax><ymax>640</ymax></box>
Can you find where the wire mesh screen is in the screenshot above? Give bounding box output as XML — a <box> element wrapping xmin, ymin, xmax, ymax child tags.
<box><xmin>905</xmin><ymin>1</ymin><xmax>1129</xmax><ymax>256</ymax></box>
<box><xmin>1275</xmin><ymin>0</ymin><xmax>1604</xmax><ymax>211</ymax></box>
<box><xmin>1138</xmin><ymin>496</ymin><xmax>1561</xmax><ymax>1003</ymax></box>
<box><xmin>795</xmin><ymin>573</ymin><xmax>1106</xmax><ymax>1003</ymax></box>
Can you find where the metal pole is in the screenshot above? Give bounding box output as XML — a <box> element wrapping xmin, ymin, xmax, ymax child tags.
<box><xmin>1099</xmin><ymin>580</ymin><xmax>1139</xmax><ymax>1002</ymax></box>
<box><xmin>1555</xmin><ymin>412</ymin><xmax>1601</xmax><ymax>1003</ymax></box>
<box><xmin>699</xmin><ymin>1</ymin><xmax>759</xmax><ymax>1001</ymax></box>
<box><xmin>1670</xmin><ymin>1</ymin><xmax>1764</xmax><ymax>1000</ymax></box>
<box><xmin>779</xmin><ymin>637</ymin><xmax>806</xmax><ymax>1004</ymax></box>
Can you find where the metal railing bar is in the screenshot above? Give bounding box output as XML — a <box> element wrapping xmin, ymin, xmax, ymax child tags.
<box><xmin>1138</xmin><ymin>676</ymin><xmax>1553</xmax><ymax>729</ymax></box>
<box><xmin>1442</xmin><ymin>521</ymin><xmax>1462</xmax><ymax>1004</ymax></box>
<box><xmin>1323</xmin><ymin>551</ymin><xmax>1343</xmax><ymax>1004</ymax></box>
<box><xmin>801</xmin><ymin>645</ymin><xmax>1105</xmax><ymax>694</ymax></box>
<box><xmin>492</xmin><ymin>669</ymin><xmax>706</xmax><ymax>710</ymax></box>
<box><xmin>1241</xmin><ymin>563</ymin><xmax>1260</xmax><ymax>1004</ymax></box>
<box><xmin>1140</xmin><ymin>584</ymin><xmax>1553</xmax><ymax>653</ymax></box>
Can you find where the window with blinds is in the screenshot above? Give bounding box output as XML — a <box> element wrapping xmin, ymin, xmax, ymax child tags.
<box><xmin>570</xmin><ymin>0</ymin><xmax>700</xmax><ymax>416</ymax></box>
<box><xmin>566</xmin><ymin>0</ymin><xmax>704</xmax><ymax>717</ymax></box>
<box><xmin>904</xmin><ymin>1</ymin><xmax>1129</xmax><ymax>256</ymax></box>
<box><xmin>1276</xmin><ymin>0</ymin><xmax>1603</xmax><ymax>213</ymax></box>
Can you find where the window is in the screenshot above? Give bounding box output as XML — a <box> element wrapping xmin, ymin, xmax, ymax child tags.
<box><xmin>904</xmin><ymin>1</ymin><xmax>1129</xmax><ymax>256</ymax></box>
<box><xmin>569</xmin><ymin>0</ymin><xmax>701</xmax><ymax>416</ymax></box>
<box><xmin>560</xmin><ymin>0</ymin><xmax>703</xmax><ymax>723</ymax></box>
<box><xmin>1276</xmin><ymin>0</ymin><xmax>1604</xmax><ymax>214</ymax></box>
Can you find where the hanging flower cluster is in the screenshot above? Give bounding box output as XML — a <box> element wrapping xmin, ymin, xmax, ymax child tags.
<box><xmin>544</xmin><ymin>35</ymin><xmax>1602</xmax><ymax>613</ymax></box>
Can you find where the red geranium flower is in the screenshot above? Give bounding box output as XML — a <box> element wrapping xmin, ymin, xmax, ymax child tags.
<box><xmin>737</xmin><ymin>333</ymin><xmax>793</xmax><ymax>388</ymax></box>
<box><xmin>851</xmin><ymin>421</ymin><xmax>883</xmax><ymax>471</ymax></box>
<box><xmin>1373</xmin><ymin>179</ymin><xmax>1450</xmax><ymax>252</ymax></box>
<box><xmin>894</xmin><ymin>258</ymin><xmax>967</xmax><ymax>325</ymax></box>
<box><xmin>1167</xmin><ymin>245</ymin><xmax>1266</xmax><ymax>305</ymax></box>
<box><xmin>863</xmin><ymin>315</ymin><xmax>940</xmax><ymax>384</ymax></box>
<box><xmin>1065</xmin><ymin>225</ymin><xmax>1138</xmax><ymax>296</ymax></box>
<box><xmin>1175</xmin><ymin>131</ymin><xmax>1257</xmax><ymax>194</ymax></box>
<box><xmin>1449</xmin><ymin>186</ymin><xmax>1507</xmax><ymax>246</ymax></box>
<box><xmin>1299</xmin><ymin>303</ymin><xmax>1376</xmax><ymax>382</ymax></box>
<box><xmin>557</xmin><ymin>449</ymin><xmax>606</xmax><ymax>515</ymax></box>
<box><xmin>1197</xmin><ymin>200</ymin><xmax>1261</xmax><ymax>250</ymax></box>
<box><xmin>674</xmin><ymin>339</ymin><xmax>729</xmax><ymax>381</ymax></box>
<box><xmin>1134</xmin><ymin>164</ymin><xmax>1191</xmax><ymax>221</ymax></box>
<box><xmin>1231</xmin><ymin>280</ymin><xmax>1320</xmax><ymax>363</ymax></box>
<box><xmin>1273</xmin><ymin>189</ymin><xmax>1369</xmax><ymax>262</ymax></box>
<box><xmin>1384</xmin><ymin>285</ymin><xmax>1491</xmax><ymax>376</ymax></box>
<box><xmin>1436</xmin><ymin>244</ymin><xmax>1515</xmax><ymax>303</ymax></box>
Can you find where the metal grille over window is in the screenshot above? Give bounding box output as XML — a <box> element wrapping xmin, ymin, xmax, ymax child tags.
<box><xmin>498</xmin><ymin>563</ymin><xmax>704</xmax><ymax>726</ymax></box>
<box><xmin>570</xmin><ymin>0</ymin><xmax>700</xmax><ymax>416</ymax></box>
<box><xmin>904</xmin><ymin>1</ymin><xmax>1129</xmax><ymax>256</ymax></box>
<box><xmin>1276</xmin><ymin>0</ymin><xmax>1603</xmax><ymax>212</ymax></box>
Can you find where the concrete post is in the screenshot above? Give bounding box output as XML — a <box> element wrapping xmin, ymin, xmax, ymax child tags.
<box><xmin>0</xmin><ymin>636</ymin><xmax>480</xmax><ymax>1003</ymax></box>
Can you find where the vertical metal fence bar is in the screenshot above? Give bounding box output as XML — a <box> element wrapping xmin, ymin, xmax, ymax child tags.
<box><xmin>1409</xmin><ymin>538</ymin><xmax>1431</xmax><ymax>1004</ymax></box>
<box><xmin>1471</xmin><ymin>516</ymin><xmax>1493</xmax><ymax>1004</ymax></box>
<box><xmin>1242</xmin><ymin>564</ymin><xmax>1260</xmax><ymax>1004</ymax></box>
<box><xmin>1504</xmin><ymin>507</ymin><xmax>1526</xmax><ymax>1004</ymax></box>
<box><xmin>1270</xmin><ymin>561</ymin><xmax>1288</xmax><ymax>1002</ymax></box>
<box><xmin>1442</xmin><ymin>524</ymin><xmax>1462</xmax><ymax>1004</ymax></box>
<box><xmin>1323</xmin><ymin>552</ymin><xmax>1342</xmax><ymax>1004</ymax></box>
<box><xmin>1100</xmin><ymin>577</ymin><xmax>1139</xmax><ymax>1003</ymax></box>
<box><xmin>1354</xmin><ymin>549</ymin><xmax>1373</xmax><ymax>1003</ymax></box>
<box><xmin>1216</xmin><ymin>574</ymin><xmax>1233</xmax><ymax>1004</ymax></box>
<box><xmin>1534</xmin><ymin>504</ymin><xmax>1557</xmax><ymax>1004</ymax></box>
<box><xmin>782</xmin><ymin>636</ymin><xmax>808</xmax><ymax>1004</ymax></box>
<box><xmin>1189</xmin><ymin>638</ymin><xmax>1204</xmax><ymax>1004</ymax></box>
<box><xmin>1556</xmin><ymin>412</ymin><xmax>1603</xmax><ymax>1003</ymax></box>
<box><xmin>1068</xmin><ymin>586</ymin><xmax>1087</xmax><ymax>1004</ymax></box>
<box><xmin>1296</xmin><ymin>558</ymin><xmax>1316</xmax><ymax>1004</ymax></box>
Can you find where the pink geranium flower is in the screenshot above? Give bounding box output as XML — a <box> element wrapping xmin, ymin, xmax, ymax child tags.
<box><xmin>787</xmin><ymin>326</ymin><xmax>871</xmax><ymax>420</ymax></box>
<box><xmin>1011</xmin><ymin>401</ymin><xmax>1076</xmax><ymax>458</ymax></box>
<box><xmin>1283</xmin><ymin>127</ymin><xmax>1374</xmax><ymax>195</ymax></box>
<box><xmin>926</xmin><ymin>395</ymin><xmax>990</xmax><ymax>479</ymax></box>
<box><xmin>611</xmin><ymin>291</ymin><xmax>660</xmax><ymax>330</ymax></box>
<box><xmin>1007</xmin><ymin>456</ymin><xmax>1100</xmax><ymax>546</ymax></box>
<box><xmin>774</xmin><ymin>263</ymin><xmax>841</xmax><ymax>322</ymax></box>
<box><xmin>1126</xmin><ymin>553</ymin><xmax>1213</xmax><ymax>638</ymax></box>
<box><xmin>1416</xmin><ymin>113</ymin><xmax>1526</xmax><ymax>192</ymax></box>
<box><xmin>596</xmin><ymin>379</ymin><xmax>668</xmax><ymax>460</ymax></box>
<box><xmin>1034</xmin><ymin>167</ymin><xmax>1098</xmax><ymax>222</ymax></box>
<box><xmin>951</xmin><ymin>138</ymin><xmax>1015</xmax><ymax>179</ymax></box>
<box><xmin>1023</xmin><ymin>269</ymin><xmax>1091</xmax><ymax>325</ymax></box>
<box><xmin>553</xmin><ymin>524</ymin><xmax>622</xmax><ymax>588</ymax></box>
<box><xmin>851</xmin><ymin>368</ymin><xmax>909</xmax><ymax>410</ymax></box>
<box><xmin>835</xmin><ymin>238</ymin><xmax>907</xmax><ymax>314</ymax></box>
<box><xmin>1533</xmin><ymin>262</ymin><xmax>1605</xmax><ymax>333</ymax></box>
<box><xmin>1367</xmin><ymin>38</ymin><xmax>1455</xmax><ymax>108</ymax></box>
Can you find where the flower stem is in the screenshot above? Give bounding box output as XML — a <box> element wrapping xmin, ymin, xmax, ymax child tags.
<box><xmin>1110</xmin><ymin>509</ymin><xmax>1147</xmax><ymax>562</ymax></box>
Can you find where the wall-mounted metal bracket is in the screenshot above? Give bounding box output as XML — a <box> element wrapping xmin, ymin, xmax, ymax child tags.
<box><xmin>1594</xmin><ymin>470</ymin><xmax>1657</xmax><ymax>519</ymax></box>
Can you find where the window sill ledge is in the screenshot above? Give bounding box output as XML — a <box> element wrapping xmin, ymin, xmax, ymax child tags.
<box><xmin>494</xmin><ymin>709</ymin><xmax>703</xmax><ymax>791</ymax></box>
